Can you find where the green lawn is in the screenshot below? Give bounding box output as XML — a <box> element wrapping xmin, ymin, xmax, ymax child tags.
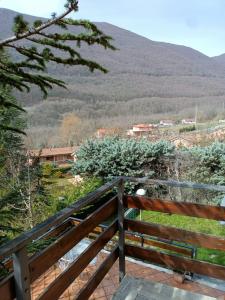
<box><xmin>138</xmin><ymin>210</ymin><xmax>225</xmax><ymax>265</ymax></box>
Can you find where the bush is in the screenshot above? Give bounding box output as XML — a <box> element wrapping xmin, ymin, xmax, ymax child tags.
<box><xmin>42</xmin><ymin>163</ymin><xmax>54</xmax><ymax>177</ymax></box>
<box><xmin>72</xmin><ymin>137</ymin><xmax>175</xmax><ymax>181</ymax></box>
<box><xmin>179</xmin><ymin>125</ymin><xmax>196</xmax><ymax>133</ymax></box>
<box><xmin>55</xmin><ymin>177</ymin><xmax>103</xmax><ymax>210</ymax></box>
<box><xmin>53</xmin><ymin>170</ymin><xmax>63</xmax><ymax>178</ymax></box>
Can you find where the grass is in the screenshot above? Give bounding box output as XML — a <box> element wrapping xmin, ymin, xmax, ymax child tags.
<box><xmin>138</xmin><ymin>210</ymin><xmax>225</xmax><ymax>265</ymax></box>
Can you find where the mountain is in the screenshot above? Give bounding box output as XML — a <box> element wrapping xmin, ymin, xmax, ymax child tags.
<box><xmin>213</xmin><ymin>53</ymin><xmax>225</xmax><ymax>67</ymax></box>
<box><xmin>1</xmin><ymin>8</ymin><xmax>225</xmax><ymax>146</ymax></box>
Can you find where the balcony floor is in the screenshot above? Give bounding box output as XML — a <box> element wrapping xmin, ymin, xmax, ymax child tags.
<box><xmin>31</xmin><ymin>252</ymin><xmax>225</xmax><ymax>300</ymax></box>
<box><xmin>112</xmin><ymin>275</ymin><xmax>216</xmax><ymax>300</ymax></box>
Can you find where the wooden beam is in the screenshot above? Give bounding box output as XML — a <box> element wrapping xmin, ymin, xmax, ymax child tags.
<box><xmin>70</xmin><ymin>217</ymin><xmax>192</xmax><ymax>256</ymax></box>
<box><xmin>118</xmin><ymin>178</ymin><xmax>125</xmax><ymax>282</ymax></box>
<box><xmin>0</xmin><ymin>219</ymin><xmax>73</xmax><ymax>274</ymax></box>
<box><xmin>0</xmin><ymin>275</ymin><xmax>15</xmax><ymax>300</ymax></box>
<box><xmin>124</xmin><ymin>195</ymin><xmax>225</xmax><ymax>220</ymax></box>
<box><xmin>0</xmin><ymin>178</ymin><xmax>119</xmax><ymax>259</ymax></box>
<box><xmin>125</xmin><ymin>232</ymin><xmax>192</xmax><ymax>257</ymax></box>
<box><xmin>125</xmin><ymin>244</ymin><xmax>225</xmax><ymax>281</ymax></box>
<box><xmin>13</xmin><ymin>248</ymin><xmax>31</xmax><ymax>300</ymax></box>
<box><xmin>125</xmin><ymin>219</ymin><xmax>225</xmax><ymax>251</ymax></box>
<box><xmin>0</xmin><ymin>200</ymin><xmax>117</xmax><ymax>300</ymax></box>
<box><xmin>30</xmin><ymin>196</ymin><xmax>117</xmax><ymax>282</ymax></box>
<box><xmin>37</xmin><ymin>221</ymin><xmax>118</xmax><ymax>300</ymax></box>
<box><xmin>76</xmin><ymin>247</ymin><xmax>119</xmax><ymax>300</ymax></box>
<box><xmin>123</xmin><ymin>177</ymin><xmax>225</xmax><ymax>192</ymax></box>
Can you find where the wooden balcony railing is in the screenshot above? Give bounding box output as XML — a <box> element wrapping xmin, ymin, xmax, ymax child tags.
<box><xmin>1</xmin><ymin>177</ymin><xmax>225</xmax><ymax>300</ymax></box>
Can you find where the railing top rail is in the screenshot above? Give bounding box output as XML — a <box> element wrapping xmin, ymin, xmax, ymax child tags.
<box><xmin>0</xmin><ymin>178</ymin><xmax>120</xmax><ymax>260</ymax></box>
<box><xmin>123</xmin><ymin>177</ymin><xmax>225</xmax><ymax>193</ymax></box>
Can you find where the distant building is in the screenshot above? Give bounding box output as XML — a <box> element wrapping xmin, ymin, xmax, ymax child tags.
<box><xmin>127</xmin><ymin>124</ymin><xmax>156</xmax><ymax>137</ymax></box>
<box><xmin>159</xmin><ymin>120</ymin><xmax>175</xmax><ymax>126</ymax></box>
<box><xmin>29</xmin><ymin>147</ymin><xmax>77</xmax><ymax>165</ymax></box>
<box><xmin>181</xmin><ymin>119</ymin><xmax>196</xmax><ymax>125</ymax></box>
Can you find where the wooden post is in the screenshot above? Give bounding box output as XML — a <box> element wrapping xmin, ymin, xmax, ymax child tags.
<box><xmin>118</xmin><ymin>178</ymin><xmax>125</xmax><ymax>282</ymax></box>
<box><xmin>13</xmin><ymin>247</ymin><xmax>31</xmax><ymax>300</ymax></box>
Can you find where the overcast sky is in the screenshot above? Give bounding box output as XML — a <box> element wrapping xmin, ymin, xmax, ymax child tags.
<box><xmin>1</xmin><ymin>0</ymin><xmax>225</xmax><ymax>57</ymax></box>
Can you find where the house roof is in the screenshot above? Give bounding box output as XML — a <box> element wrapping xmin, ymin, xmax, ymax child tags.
<box><xmin>29</xmin><ymin>147</ymin><xmax>77</xmax><ymax>158</ymax></box>
<box><xmin>160</xmin><ymin>120</ymin><xmax>174</xmax><ymax>123</ymax></box>
<box><xmin>133</xmin><ymin>124</ymin><xmax>153</xmax><ymax>128</ymax></box>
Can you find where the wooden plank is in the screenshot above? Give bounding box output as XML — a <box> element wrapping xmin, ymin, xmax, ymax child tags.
<box><xmin>0</xmin><ymin>178</ymin><xmax>119</xmax><ymax>259</ymax></box>
<box><xmin>37</xmin><ymin>221</ymin><xmax>118</xmax><ymax>300</ymax></box>
<box><xmin>124</xmin><ymin>195</ymin><xmax>225</xmax><ymax>221</ymax></box>
<box><xmin>30</xmin><ymin>196</ymin><xmax>117</xmax><ymax>282</ymax></box>
<box><xmin>70</xmin><ymin>217</ymin><xmax>192</xmax><ymax>256</ymax></box>
<box><xmin>13</xmin><ymin>247</ymin><xmax>31</xmax><ymax>300</ymax></box>
<box><xmin>0</xmin><ymin>220</ymin><xmax>73</xmax><ymax>274</ymax></box>
<box><xmin>125</xmin><ymin>219</ymin><xmax>225</xmax><ymax>251</ymax></box>
<box><xmin>125</xmin><ymin>244</ymin><xmax>225</xmax><ymax>281</ymax></box>
<box><xmin>123</xmin><ymin>176</ymin><xmax>225</xmax><ymax>192</ymax></box>
<box><xmin>125</xmin><ymin>232</ymin><xmax>192</xmax><ymax>256</ymax></box>
<box><xmin>0</xmin><ymin>275</ymin><xmax>15</xmax><ymax>300</ymax></box>
<box><xmin>75</xmin><ymin>247</ymin><xmax>119</xmax><ymax>300</ymax></box>
<box><xmin>118</xmin><ymin>178</ymin><xmax>125</xmax><ymax>282</ymax></box>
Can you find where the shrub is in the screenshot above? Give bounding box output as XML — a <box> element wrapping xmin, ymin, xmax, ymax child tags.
<box><xmin>42</xmin><ymin>163</ymin><xmax>54</xmax><ymax>177</ymax></box>
<box><xmin>179</xmin><ymin>125</ymin><xmax>196</xmax><ymax>133</ymax></box>
<box><xmin>72</xmin><ymin>137</ymin><xmax>175</xmax><ymax>181</ymax></box>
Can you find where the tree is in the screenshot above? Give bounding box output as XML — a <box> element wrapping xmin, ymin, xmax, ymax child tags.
<box><xmin>0</xmin><ymin>0</ymin><xmax>115</xmax><ymax>130</ymax></box>
<box><xmin>59</xmin><ymin>112</ymin><xmax>81</xmax><ymax>145</ymax></box>
<box><xmin>73</xmin><ymin>137</ymin><xmax>175</xmax><ymax>188</ymax></box>
<box><xmin>0</xmin><ymin>0</ymin><xmax>116</xmax><ymax>241</ymax></box>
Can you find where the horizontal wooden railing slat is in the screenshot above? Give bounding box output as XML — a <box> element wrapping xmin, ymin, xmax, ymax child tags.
<box><xmin>124</xmin><ymin>195</ymin><xmax>225</xmax><ymax>220</ymax></box>
<box><xmin>0</xmin><ymin>275</ymin><xmax>15</xmax><ymax>300</ymax></box>
<box><xmin>72</xmin><ymin>217</ymin><xmax>192</xmax><ymax>256</ymax></box>
<box><xmin>0</xmin><ymin>178</ymin><xmax>119</xmax><ymax>259</ymax></box>
<box><xmin>123</xmin><ymin>177</ymin><xmax>225</xmax><ymax>192</ymax></box>
<box><xmin>125</xmin><ymin>231</ymin><xmax>192</xmax><ymax>256</ymax></box>
<box><xmin>125</xmin><ymin>244</ymin><xmax>225</xmax><ymax>281</ymax></box>
<box><xmin>0</xmin><ymin>219</ymin><xmax>73</xmax><ymax>275</ymax></box>
<box><xmin>30</xmin><ymin>196</ymin><xmax>117</xmax><ymax>282</ymax></box>
<box><xmin>0</xmin><ymin>196</ymin><xmax>117</xmax><ymax>300</ymax></box>
<box><xmin>125</xmin><ymin>219</ymin><xmax>225</xmax><ymax>251</ymax></box>
<box><xmin>37</xmin><ymin>220</ymin><xmax>118</xmax><ymax>300</ymax></box>
<box><xmin>76</xmin><ymin>247</ymin><xmax>119</xmax><ymax>300</ymax></box>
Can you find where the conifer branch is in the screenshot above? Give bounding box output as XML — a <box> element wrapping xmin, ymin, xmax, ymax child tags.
<box><xmin>0</xmin><ymin>1</ymin><xmax>79</xmax><ymax>47</ymax></box>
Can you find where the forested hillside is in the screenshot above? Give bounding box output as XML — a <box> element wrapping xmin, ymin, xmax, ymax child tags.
<box><xmin>1</xmin><ymin>8</ymin><xmax>225</xmax><ymax>146</ymax></box>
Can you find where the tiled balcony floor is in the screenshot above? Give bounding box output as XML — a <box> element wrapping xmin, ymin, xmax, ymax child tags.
<box><xmin>31</xmin><ymin>252</ymin><xmax>225</xmax><ymax>300</ymax></box>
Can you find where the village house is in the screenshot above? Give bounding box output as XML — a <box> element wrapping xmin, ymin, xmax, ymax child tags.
<box><xmin>127</xmin><ymin>124</ymin><xmax>156</xmax><ymax>137</ymax></box>
<box><xmin>28</xmin><ymin>146</ymin><xmax>77</xmax><ymax>165</ymax></box>
<box><xmin>159</xmin><ymin>120</ymin><xmax>175</xmax><ymax>126</ymax></box>
<box><xmin>181</xmin><ymin>119</ymin><xmax>196</xmax><ymax>125</ymax></box>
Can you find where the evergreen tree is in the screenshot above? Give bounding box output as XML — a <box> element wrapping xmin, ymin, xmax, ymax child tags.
<box><xmin>0</xmin><ymin>0</ymin><xmax>115</xmax><ymax>131</ymax></box>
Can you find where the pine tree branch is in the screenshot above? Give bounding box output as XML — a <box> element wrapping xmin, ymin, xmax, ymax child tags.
<box><xmin>0</xmin><ymin>1</ymin><xmax>79</xmax><ymax>47</ymax></box>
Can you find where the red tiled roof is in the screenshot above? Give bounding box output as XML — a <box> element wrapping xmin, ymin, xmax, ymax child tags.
<box><xmin>29</xmin><ymin>147</ymin><xmax>77</xmax><ymax>158</ymax></box>
<box><xmin>133</xmin><ymin>124</ymin><xmax>151</xmax><ymax>128</ymax></box>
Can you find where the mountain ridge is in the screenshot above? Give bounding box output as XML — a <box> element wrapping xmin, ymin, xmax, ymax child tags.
<box><xmin>1</xmin><ymin>8</ymin><xmax>225</xmax><ymax>146</ymax></box>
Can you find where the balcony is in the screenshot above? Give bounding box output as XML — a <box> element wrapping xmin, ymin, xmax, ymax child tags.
<box><xmin>1</xmin><ymin>177</ymin><xmax>225</xmax><ymax>299</ymax></box>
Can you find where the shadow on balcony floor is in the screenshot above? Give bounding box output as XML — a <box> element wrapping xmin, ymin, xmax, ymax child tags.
<box><xmin>112</xmin><ymin>275</ymin><xmax>216</xmax><ymax>300</ymax></box>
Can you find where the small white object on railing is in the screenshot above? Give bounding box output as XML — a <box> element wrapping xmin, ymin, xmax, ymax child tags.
<box><xmin>136</xmin><ymin>189</ymin><xmax>146</xmax><ymax>196</ymax></box>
